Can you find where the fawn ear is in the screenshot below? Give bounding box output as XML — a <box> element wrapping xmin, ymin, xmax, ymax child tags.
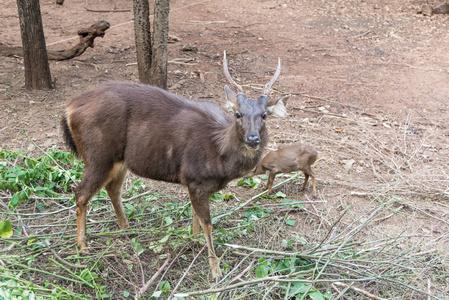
<box><xmin>266</xmin><ymin>94</ymin><xmax>291</xmax><ymax>118</ymax></box>
<box><xmin>224</xmin><ymin>85</ymin><xmax>238</xmax><ymax>110</ymax></box>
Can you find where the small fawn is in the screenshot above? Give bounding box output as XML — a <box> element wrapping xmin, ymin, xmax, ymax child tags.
<box><xmin>246</xmin><ymin>144</ymin><xmax>318</xmax><ymax>197</ymax></box>
<box><xmin>61</xmin><ymin>51</ymin><xmax>285</xmax><ymax>278</ymax></box>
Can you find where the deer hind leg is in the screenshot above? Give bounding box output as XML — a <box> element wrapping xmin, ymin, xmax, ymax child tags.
<box><xmin>188</xmin><ymin>188</ymin><xmax>221</xmax><ymax>279</ymax></box>
<box><xmin>75</xmin><ymin>161</ymin><xmax>114</xmax><ymax>253</ymax></box>
<box><xmin>266</xmin><ymin>171</ymin><xmax>277</xmax><ymax>195</ymax></box>
<box><xmin>105</xmin><ymin>162</ymin><xmax>129</xmax><ymax>229</ymax></box>
<box><xmin>191</xmin><ymin>205</ymin><xmax>201</xmax><ymax>235</ymax></box>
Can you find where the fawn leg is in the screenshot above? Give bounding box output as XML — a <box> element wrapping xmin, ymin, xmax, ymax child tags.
<box><xmin>311</xmin><ymin>174</ymin><xmax>317</xmax><ymax>198</ymax></box>
<box><xmin>105</xmin><ymin>163</ymin><xmax>129</xmax><ymax>229</ymax></box>
<box><xmin>302</xmin><ymin>168</ymin><xmax>317</xmax><ymax>198</ymax></box>
<box><xmin>266</xmin><ymin>171</ymin><xmax>276</xmax><ymax>195</ymax></box>
<box><xmin>301</xmin><ymin>174</ymin><xmax>309</xmax><ymax>191</ymax></box>
<box><xmin>188</xmin><ymin>187</ymin><xmax>221</xmax><ymax>278</ymax></box>
<box><xmin>75</xmin><ymin>162</ymin><xmax>113</xmax><ymax>252</ymax></box>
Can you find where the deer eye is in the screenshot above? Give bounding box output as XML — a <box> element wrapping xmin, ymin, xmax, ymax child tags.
<box><xmin>235</xmin><ymin>111</ymin><xmax>242</xmax><ymax>119</ymax></box>
<box><xmin>261</xmin><ymin>112</ymin><xmax>267</xmax><ymax>119</ymax></box>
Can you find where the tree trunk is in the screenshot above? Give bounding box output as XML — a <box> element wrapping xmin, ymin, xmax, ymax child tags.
<box><xmin>150</xmin><ymin>0</ymin><xmax>170</xmax><ymax>89</ymax></box>
<box><xmin>16</xmin><ymin>0</ymin><xmax>52</xmax><ymax>90</ymax></box>
<box><xmin>133</xmin><ymin>0</ymin><xmax>152</xmax><ymax>84</ymax></box>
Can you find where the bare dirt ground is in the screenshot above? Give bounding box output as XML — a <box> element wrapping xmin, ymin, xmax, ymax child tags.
<box><xmin>1</xmin><ymin>0</ymin><xmax>448</xmax><ymax>299</ymax></box>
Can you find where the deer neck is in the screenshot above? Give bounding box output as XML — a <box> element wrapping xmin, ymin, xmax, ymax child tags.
<box><xmin>214</xmin><ymin>121</ymin><xmax>267</xmax><ymax>161</ymax></box>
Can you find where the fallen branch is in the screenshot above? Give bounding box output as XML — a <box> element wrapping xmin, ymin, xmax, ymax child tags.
<box><xmin>152</xmin><ymin>247</ymin><xmax>187</xmax><ymax>297</ymax></box>
<box><xmin>0</xmin><ymin>44</ymin><xmax>22</xmax><ymax>58</ymax></box>
<box><xmin>227</xmin><ymin>262</ymin><xmax>254</xmax><ymax>285</ymax></box>
<box><xmin>173</xmin><ymin>275</ymin><xmax>399</xmax><ymax>298</ymax></box>
<box><xmin>0</xmin><ymin>20</ymin><xmax>110</xmax><ymax>61</ymax></box>
<box><xmin>84</xmin><ymin>7</ymin><xmax>131</xmax><ymax>13</ymax></box>
<box><xmin>174</xmin><ymin>275</ymin><xmax>290</xmax><ymax>297</ymax></box>
<box><xmin>292</xmin><ymin>107</ymin><xmax>349</xmax><ymax>119</ymax></box>
<box><xmin>0</xmin><ymin>200</ymin><xmax>86</xmax><ymax>269</ymax></box>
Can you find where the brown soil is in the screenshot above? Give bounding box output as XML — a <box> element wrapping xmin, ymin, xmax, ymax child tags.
<box><xmin>1</xmin><ymin>0</ymin><xmax>448</xmax><ymax>298</ymax></box>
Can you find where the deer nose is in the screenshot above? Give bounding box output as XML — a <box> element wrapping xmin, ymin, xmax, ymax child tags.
<box><xmin>245</xmin><ymin>134</ymin><xmax>260</xmax><ymax>148</ymax></box>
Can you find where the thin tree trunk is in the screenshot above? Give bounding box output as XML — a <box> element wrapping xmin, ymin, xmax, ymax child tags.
<box><xmin>16</xmin><ymin>0</ymin><xmax>52</xmax><ymax>90</ymax></box>
<box><xmin>133</xmin><ymin>0</ymin><xmax>152</xmax><ymax>84</ymax></box>
<box><xmin>150</xmin><ymin>0</ymin><xmax>170</xmax><ymax>89</ymax></box>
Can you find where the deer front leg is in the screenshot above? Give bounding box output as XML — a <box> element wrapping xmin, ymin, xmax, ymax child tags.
<box><xmin>105</xmin><ymin>163</ymin><xmax>129</xmax><ymax>229</ymax></box>
<box><xmin>188</xmin><ymin>187</ymin><xmax>221</xmax><ymax>279</ymax></box>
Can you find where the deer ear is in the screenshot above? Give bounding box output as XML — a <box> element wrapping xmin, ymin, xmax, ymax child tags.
<box><xmin>266</xmin><ymin>94</ymin><xmax>291</xmax><ymax>118</ymax></box>
<box><xmin>224</xmin><ymin>85</ymin><xmax>237</xmax><ymax>103</ymax></box>
<box><xmin>224</xmin><ymin>85</ymin><xmax>238</xmax><ymax>110</ymax></box>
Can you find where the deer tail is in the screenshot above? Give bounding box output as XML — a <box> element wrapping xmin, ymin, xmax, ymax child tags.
<box><xmin>61</xmin><ymin>116</ymin><xmax>79</xmax><ymax>157</ymax></box>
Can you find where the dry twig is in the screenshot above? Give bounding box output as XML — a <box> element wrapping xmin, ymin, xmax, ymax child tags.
<box><xmin>135</xmin><ymin>255</ymin><xmax>171</xmax><ymax>299</ymax></box>
<box><xmin>334</xmin><ymin>281</ymin><xmax>386</xmax><ymax>300</ymax></box>
<box><xmin>167</xmin><ymin>246</ymin><xmax>205</xmax><ymax>300</ymax></box>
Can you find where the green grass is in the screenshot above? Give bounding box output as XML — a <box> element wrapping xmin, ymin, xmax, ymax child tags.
<box><xmin>0</xmin><ymin>147</ymin><xmax>447</xmax><ymax>299</ymax></box>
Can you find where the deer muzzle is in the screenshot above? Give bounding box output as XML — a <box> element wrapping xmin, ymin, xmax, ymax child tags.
<box><xmin>245</xmin><ymin>132</ymin><xmax>261</xmax><ymax>149</ymax></box>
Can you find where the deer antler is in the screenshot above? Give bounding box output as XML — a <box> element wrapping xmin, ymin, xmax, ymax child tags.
<box><xmin>223</xmin><ymin>51</ymin><xmax>244</xmax><ymax>94</ymax></box>
<box><xmin>262</xmin><ymin>58</ymin><xmax>281</xmax><ymax>97</ymax></box>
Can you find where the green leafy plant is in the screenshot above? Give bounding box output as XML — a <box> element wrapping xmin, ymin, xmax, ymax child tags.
<box><xmin>209</xmin><ymin>191</ymin><xmax>235</xmax><ymax>202</ymax></box>
<box><xmin>125</xmin><ymin>179</ymin><xmax>146</xmax><ymax>197</ymax></box>
<box><xmin>0</xmin><ymin>147</ymin><xmax>83</xmax><ymax>208</ymax></box>
<box><xmin>0</xmin><ymin>270</ymin><xmax>88</xmax><ymax>299</ymax></box>
<box><xmin>0</xmin><ymin>220</ymin><xmax>13</xmax><ymax>238</ymax></box>
<box><xmin>235</xmin><ymin>177</ymin><xmax>261</xmax><ymax>189</ymax></box>
<box><xmin>244</xmin><ymin>202</ymin><xmax>272</xmax><ymax>220</ymax></box>
<box><xmin>151</xmin><ymin>281</ymin><xmax>171</xmax><ymax>298</ymax></box>
<box><xmin>261</xmin><ymin>191</ymin><xmax>287</xmax><ymax>199</ymax></box>
<box><xmin>255</xmin><ymin>258</ymin><xmax>269</xmax><ymax>278</ymax></box>
<box><xmin>252</xmin><ymin>256</ymin><xmax>331</xmax><ymax>299</ymax></box>
<box><xmin>131</xmin><ymin>237</ymin><xmax>144</xmax><ymax>256</ymax></box>
<box><xmin>285</xmin><ymin>218</ymin><xmax>296</xmax><ymax>227</ymax></box>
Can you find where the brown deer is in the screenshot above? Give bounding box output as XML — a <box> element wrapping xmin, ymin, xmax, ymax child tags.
<box><xmin>246</xmin><ymin>144</ymin><xmax>318</xmax><ymax>197</ymax></box>
<box><xmin>61</xmin><ymin>51</ymin><xmax>282</xmax><ymax>278</ymax></box>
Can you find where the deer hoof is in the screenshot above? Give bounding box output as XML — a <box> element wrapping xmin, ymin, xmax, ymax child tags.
<box><xmin>209</xmin><ymin>256</ymin><xmax>222</xmax><ymax>280</ymax></box>
<box><xmin>211</xmin><ymin>265</ymin><xmax>222</xmax><ymax>280</ymax></box>
<box><xmin>119</xmin><ymin>219</ymin><xmax>130</xmax><ymax>229</ymax></box>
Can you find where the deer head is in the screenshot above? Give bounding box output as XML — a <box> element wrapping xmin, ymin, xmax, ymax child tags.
<box><xmin>223</xmin><ymin>51</ymin><xmax>281</xmax><ymax>149</ymax></box>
